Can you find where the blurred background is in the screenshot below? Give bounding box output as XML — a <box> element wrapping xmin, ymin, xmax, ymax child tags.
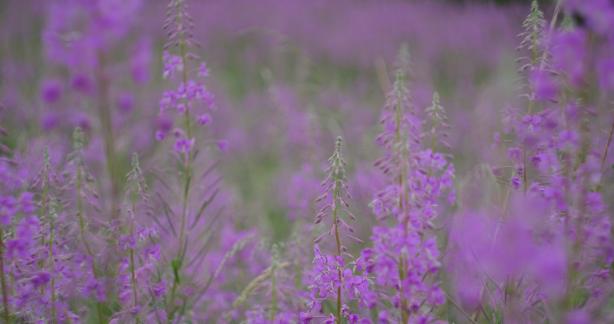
<box><xmin>0</xmin><ymin>0</ymin><xmax>545</xmax><ymax>242</ymax></box>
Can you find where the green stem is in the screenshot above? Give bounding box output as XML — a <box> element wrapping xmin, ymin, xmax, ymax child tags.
<box><xmin>39</xmin><ymin>152</ymin><xmax>49</xmax><ymax>296</ymax></box>
<box><xmin>177</xmin><ymin>0</ymin><xmax>193</xmax><ymax>256</ymax></box>
<box><xmin>269</xmin><ymin>264</ymin><xmax>278</xmax><ymax>322</ymax></box>
<box><xmin>601</xmin><ymin>120</ymin><xmax>614</xmax><ymax>172</ymax></box>
<box><xmin>95</xmin><ymin>52</ymin><xmax>120</xmax><ymax>221</ymax></box>
<box><xmin>394</xmin><ymin>79</ymin><xmax>410</xmax><ymax>324</ymax></box>
<box><xmin>49</xmin><ymin>217</ymin><xmax>57</xmax><ymax>324</ymax></box>
<box><xmin>167</xmin><ymin>282</ymin><xmax>178</xmax><ymax>322</ymax></box>
<box><xmin>332</xmin><ymin>175</ymin><xmax>343</xmax><ymax>324</ymax></box>
<box><xmin>129</xmin><ymin>219</ymin><xmax>139</xmax><ymax>316</ymax></box>
<box><xmin>0</xmin><ymin>228</ymin><xmax>10</xmax><ymax>323</ymax></box>
<box><xmin>76</xmin><ymin>161</ymin><xmax>94</xmax><ymax>259</ymax></box>
<box><xmin>169</xmin><ymin>1</ymin><xmax>193</xmax><ymax>319</ymax></box>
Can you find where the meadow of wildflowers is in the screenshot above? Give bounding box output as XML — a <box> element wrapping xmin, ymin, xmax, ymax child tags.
<box><xmin>0</xmin><ymin>0</ymin><xmax>613</xmax><ymax>323</ymax></box>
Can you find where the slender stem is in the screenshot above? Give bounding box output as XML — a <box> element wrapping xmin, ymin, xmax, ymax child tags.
<box><xmin>94</xmin><ymin>53</ymin><xmax>122</xmax><ymax>324</ymax></box>
<box><xmin>167</xmin><ymin>282</ymin><xmax>178</xmax><ymax>321</ymax></box>
<box><xmin>169</xmin><ymin>1</ymin><xmax>193</xmax><ymax>319</ymax></box>
<box><xmin>95</xmin><ymin>52</ymin><xmax>120</xmax><ymax>220</ymax></box>
<box><xmin>129</xmin><ymin>248</ymin><xmax>139</xmax><ymax>310</ymax></box>
<box><xmin>76</xmin><ymin>161</ymin><xmax>94</xmax><ymax>259</ymax></box>
<box><xmin>176</xmin><ymin>0</ymin><xmax>192</xmax><ymax>266</ymax></box>
<box><xmin>0</xmin><ymin>228</ymin><xmax>10</xmax><ymax>323</ymax></box>
<box><xmin>522</xmin><ymin>148</ymin><xmax>529</xmax><ymax>193</ymax></box>
<box><xmin>399</xmin><ymin>255</ymin><xmax>409</xmax><ymax>324</ymax></box>
<box><xmin>129</xmin><ymin>214</ymin><xmax>139</xmax><ymax>313</ymax></box>
<box><xmin>332</xmin><ymin>176</ymin><xmax>343</xmax><ymax>324</ymax></box>
<box><xmin>49</xmin><ymin>216</ymin><xmax>57</xmax><ymax>324</ymax></box>
<box><xmin>538</xmin><ymin>0</ymin><xmax>561</xmax><ymax>71</ymax></box>
<box><xmin>39</xmin><ymin>153</ymin><xmax>49</xmax><ymax>296</ymax></box>
<box><xmin>601</xmin><ymin>120</ymin><xmax>614</xmax><ymax>172</ymax></box>
<box><xmin>393</xmin><ymin>80</ymin><xmax>410</xmax><ymax>324</ymax></box>
<box><xmin>41</xmin><ymin>151</ymin><xmax>57</xmax><ymax>323</ymax></box>
<box><xmin>269</xmin><ymin>264</ymin><xmax>277</xmax><ymax>322</ymax></box>
<box><xmin>375</xmin><ymin>58</ymin><xmax>391</xmax><ymax>94</ymax></box>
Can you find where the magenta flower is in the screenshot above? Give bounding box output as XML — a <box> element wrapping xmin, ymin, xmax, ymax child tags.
<box><xmin>40</xmin><ymin>79</ymin><xmax>63</xmax><ymax>104</ymax></box>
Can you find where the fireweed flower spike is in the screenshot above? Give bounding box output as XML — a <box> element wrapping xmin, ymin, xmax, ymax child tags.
<box><xmin>519</xmin><ymin>0</ymin><xmax>546</xmax><ymax>73</ymax></box>
<box><xmin>362</xmin><ymin>46</ymin><xmax>453</xmax><ymax>323</ymax></box>
<box><xmin>70</xmin><ymin>128</ymin><xmax>96</xmax><ymax>261</ymax></box>
<box><xmin>425</xmin><ymin>92</ymin><xmax>451</xmax><ymax>152</ymax></box>
<box><xmin>315</xmin><ymin>136</ymin><xmax>349</xmax><ymax>324</ymax></box>
<box><xmin>42</xmin><ymin>149</ymin><xmax>58</xmax><ymax>323</ymax></box>
<box><xmin>159</xmin><ymin>0</ymin><xmax>230</xmax><ymax>320</ymax></box>
<box><xmin>306</xmin><ymin>137</ymin><xmax>374</xmax><ymax>323</ymax></box>
<box><xmin>110</xmin><ymin>153</ymin><xmax>164</xmax><ymax>322</ymax></box>
<box><xmin>516</xmin><ymin>0</ymin><xmax>547</xmax><ymax>192</ymax></box>
<box><xmin>67</xmin><ymin>127</ymin><xmax>107</xmax><ymax>319</ymax></box>
<box><xmin>372</xmin><ymin>46</ymin><xmax>418</xmax><ymax>323</ymax></box>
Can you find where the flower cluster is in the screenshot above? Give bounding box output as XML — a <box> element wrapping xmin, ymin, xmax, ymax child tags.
<box><xmin>156</xmin><ymin>0</ymin><xmax>216</xmax><ymax>154</ymax></box>
<box><xmin>303</xmin><ymin>137</ymin><xmax>374</xmax><ymax>323</ymax></box>
<box><xmin>360</xmin><ymin>46</ymin><xmax>455</xmax><ymax>323</ymax></box>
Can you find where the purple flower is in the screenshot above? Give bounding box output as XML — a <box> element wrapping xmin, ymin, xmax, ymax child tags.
<box><xmin>71</xmin><ymin>73</ymin><xmax>94</xmax><ymax>95</ymax></box>
<box><xmin>0</xmin><ymin>195</ymin><xmax>17</xmax><ymax>225</ymax></box>
<box><xmin>31</xmin><ymin>272</ymin><xmax>51</xmax><ymax>288</ymax></box>
<box><xmin>163</xmin><ymin>51</ymin><xmax>183</xmax><ymax>79</ymax></box>
<box><xmin>197</xmin><ymin>113</ymin><xmax>212</xmax><ymax>126</ymax></box>
<box><xmin>175</xmin><ymin>137</ymin><xmax>195</xmax><ymax>154</ymax></box>
<box><xmin>530</xmin><ymin>69</ymin><xmax>557</xmax><ymax>101</ymax></box>
<box><xmin>565</xmin><ymin>0</ymin><xmax>614</xmax><ymax>36</ymax></box>
<box><xmin>566</xmin><ymin>309</ymin><xmax>591</xmax><ymax>324</ymax></box>
<box><xmin>131</xmin><ymin>38</ymin><xmax>152</xmax><ymax>84</ymax></box>
<box><xmin>551</xmin><ymin>30</ymin><xmax>587</xmax><ymax>87</ymax></box>
<box><xmin>596</xmin><ymin>56</ymin><xmax>614</xmax><ymax>91</ymax></box>
<box><xmin>84</xmin><ymin>277</ymin><xmax>106</xmax><ymax>302</ymax></box>
<box><xmin>198</xmin><ymin>63</ymin><xmax>210</xmax><ymax>78</ymax></box>
<box><xmin>40</xmin><ymin>79</ymin><xmax>63</xmax><ymax>103</ymax></box>
<box><xmin>117</xmin><ymin>93</ymin><xmax>134</xmax><ymax>113</ymax></box>
<box><xmin>217</xmin><ymin>139</ymin><xmax>229</xmax><ymax>152</ymax></box>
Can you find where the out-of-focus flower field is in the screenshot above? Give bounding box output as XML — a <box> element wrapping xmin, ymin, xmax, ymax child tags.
<box><xmin>1</xmin><ymin>0</ymin><xmax>613</xmax><ymax>323</ymax></box>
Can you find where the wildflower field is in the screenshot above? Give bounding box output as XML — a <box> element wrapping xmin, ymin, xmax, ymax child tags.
<box><xmin>1</xmin><ymin>0</ymin><xmax>613</xmax><ymax>323</ymax></box>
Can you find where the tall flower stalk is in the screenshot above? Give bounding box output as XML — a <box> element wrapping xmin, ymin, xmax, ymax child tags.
<box><xmin>164</xmin><ymin>0</ymin><xmax>195</xmax><ymax>315</ymax></box>
<box><xmin>159</xmin><ymin>0</ymin><xmax>217</xmax><ymax>318</ymax></box>
<box><xmin>71</xmin><ymin>128</ymin><xmax>95</xmax><ymax>260</ymax></box>
<box><xmin>109</xmin><ymin>153</ymin><xmax>164</xmax><ymax>322</ymax></box>
<box><xmin>41</xmin><ymin>149</ymin><xmax>58</xmax><ymax>323</ymax></box>
<box><xmin>520</xmin><ymin>0</ymin><xmax>546</xmax><ymax>192</ymax></box>
<box><xmin>127</xmin><ymin>154</ymin><xmax>143</xmax><ymax>321</ymax></box>
<box><xmin>373</xmin><ymin>46</ymin><xmax>417</xmax><ymax>323</ymax></box>
<box><xmin>364</xmin><ymin>46</ymin><xmax>453</xmax><ymax>323</ymax></box>
<box><xmin>306</xmin><ymin>137</ymin><xmax>374</xmax><ymax>323</ymax></box>
<box><xmin>69</xmin><ymin>127</ymin><xmax>106</xmax><ymax>320</ymax></box>
<box><xmin>322</xmin><ymin>137</ymin><xmax>347</xmax><ymax>323</ymax></box>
